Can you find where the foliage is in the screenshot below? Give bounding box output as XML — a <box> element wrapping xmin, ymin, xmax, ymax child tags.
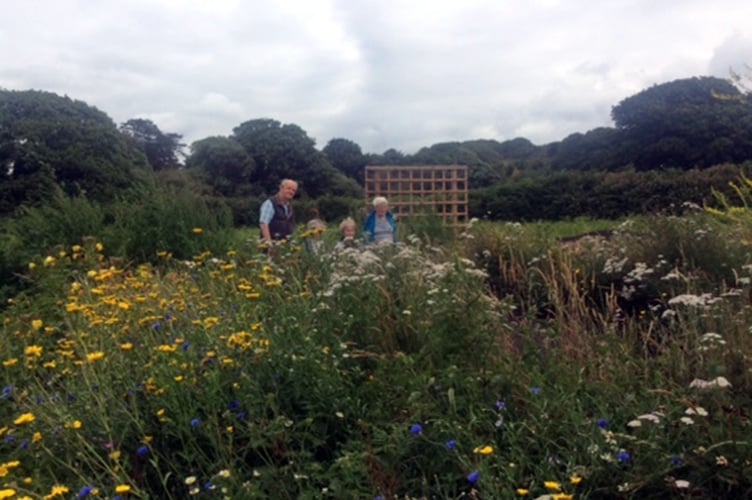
<box><xmin>611</xmin><ymin>76</ymin><xmax>752</xmax><ymax>169</ymax></box>
<box><xmin>231</xmin><ymin>119</ymin><xmax>361</xmax><ymax>198</ymax></box>
<box><xmin>322</xmin><ymin>138</ymin><xmax>367</xmax><ymax>184</ymax></box>
<box><xmin>2</xmin><ymin>213</ymin><xmax>752</xmax><ymax>498</ymax></box>
<box><xmin>120</xmin><ymin>118</ymin><xmax>186</xmax><ymax>171</ymax></box>
<box><xmin>470</xmin><ymin>164</ymin><xmax>749</xmax><ymax>221</ymax></box>
<box><xmin>0</xmin><ymin>89</ymin><xmax>148</xmax><ymax>214</ymax></box>
<box><xmin>185</xmin><ymin>136</ymin><xmax>256</xmax><ymax>197</ymax></box>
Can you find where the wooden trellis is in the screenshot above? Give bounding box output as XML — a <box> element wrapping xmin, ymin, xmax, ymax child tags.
<box><xmin>364</xmin><ymin>165</ymin><xmax>469</xmax><ymax>227</ymax></box>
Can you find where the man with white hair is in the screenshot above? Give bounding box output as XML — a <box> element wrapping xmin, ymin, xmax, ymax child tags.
<box><xmin>364</xmin><ymin>196</ymin><xmax>397</xmax><ymax>243</ymax></box>
<box><xmin>259</xmin><ymin>179</ymin><xmax>298</xmax><ymax>244</ymax></box>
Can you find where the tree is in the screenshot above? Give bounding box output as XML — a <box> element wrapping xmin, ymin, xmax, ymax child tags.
<box><xmin>610</xmin><ymin>76</ymin><xmax>752</xmax><ymax>169</ymax></box>
<box><xmin>120</xmin><ymin>118</ymin><xmax>185</xmax><ymax>171</ymax></box>
<box><xmin>322</xmin><ymin>138</ymin><xmax>366</xmax><ymax>183</ymax></box>
<box><xmin>185</xmin><ymin>136</ymin><xmax>255</xmax><ymax>196</ymax></box>
<box><xmin>232</xmin><ymin>118</ymin><xmax>361</xmax><ymax>197</ymax></box>
<box><xmin>0</xmin><ymin>89</ymin><xmax>145</xmax><ymax>214</ymax></box>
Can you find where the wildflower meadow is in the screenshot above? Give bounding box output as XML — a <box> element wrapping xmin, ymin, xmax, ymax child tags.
<box><xmin>2</xmin><ymin>207</ymin><xmax>752</xmax><ymax>499</ymax></box>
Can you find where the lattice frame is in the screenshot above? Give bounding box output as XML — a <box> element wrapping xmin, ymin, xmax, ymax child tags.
<box><xmin>364</xmin><ymin>165</ymin><xmax>469</xmax><ymax>226</ymax></box>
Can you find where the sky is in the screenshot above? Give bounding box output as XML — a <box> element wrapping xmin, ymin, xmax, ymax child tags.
<box><xmin>1</xmin><ymin>0</ymin><xmax>751</xmax><ymax>155</ymax></box>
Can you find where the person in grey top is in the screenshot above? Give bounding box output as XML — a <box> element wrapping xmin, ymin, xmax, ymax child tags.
<box><xmin>363</xmin><ymin>196</ymin><xmax>397</xmax><ymax>244</ymax></box>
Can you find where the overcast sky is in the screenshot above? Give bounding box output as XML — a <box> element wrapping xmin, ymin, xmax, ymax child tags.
<box><xmin>1</xmin><ymin>0</ymin><xmax>750</xmax><ymax>154</ymax></box>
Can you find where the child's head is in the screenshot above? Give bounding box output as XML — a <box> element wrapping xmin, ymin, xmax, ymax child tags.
<box><xmin>339</xmin><ymin>217</ymin><xmax>356</xmax><ymax>238</ymax></box>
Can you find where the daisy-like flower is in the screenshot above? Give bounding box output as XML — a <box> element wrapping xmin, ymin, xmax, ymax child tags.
<box><xmin>115</xmin><ymin>484</ymin><xmax>131</xmax><ymax>494</ymax></box>
<box><xmin>14</xmin><ymin>413</ymin><xmax>36</xmax><ymax>426</ymax></box>
<box><xmin>544</xmin><ymin>481</ymin><xmax>561</xmax><ymax>491</ymax></box>
<box><xmin>473</xmin><ymin>445</ymin><xmax>494</xmax><ymax>455</ymax></box>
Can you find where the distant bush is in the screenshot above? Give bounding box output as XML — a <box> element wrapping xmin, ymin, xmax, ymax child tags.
<box><xmin>471</xmin><ymin>164</ymin><xmax>750</xmax><ymax>221</ymax></box>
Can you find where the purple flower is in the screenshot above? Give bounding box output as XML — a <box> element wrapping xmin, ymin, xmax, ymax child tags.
<box><xmin>671</xmin><ymin>455</ymin><xmax>682</xmax><ymax>466</ymax></box>
<box><xmin>466</xmin><ymin>470</ymin><xmax>480</xmax><ymax>486</ymax></box>
<box><xmin>617</xmin><ymin>450</ymin><xmax>631</xmax><ymax>463</ymax></box>
<box><xmin>495</xmin><ymin>400</ymin><xmax>506</xmax><ymax>411</ymax></box>
<box><xmin>529</xmin><ymin>386</ymin><xmax>542</xmax><ymax>395</ymax></box>
<box><xmin>445</xmin><ymin>439</ymin><xmax>457</xmax><ymax>450</ymax></box>
<box><xmin>77</xmin><ymin>485</ymin><xmax>95</xmax><ymax>498</ymax></box>
<box><xmin>181</xmin><ymin>341</ymin><xmax>190</xmax><ymax>351</ymax></box>
<box><xmin>190</xmin><ymin>418</ymin><xmax>201</xmax><ymax>428</ymax></box>
<box><xmin>597</xmin><ymin>418</ymin><xmax>609</xmax><ymax>430</ymax></box>
<box><xmin>137</xmin><ymin>444</ymin><xmax>150</xmax><ymax>457</ymax></box>
<box><xmin>410</xmin><ymin>423</ymin><xmax>423</xmax><ymax>435</ymax></box>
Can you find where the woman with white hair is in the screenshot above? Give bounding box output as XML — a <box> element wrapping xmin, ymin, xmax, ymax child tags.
<box><xmin>364</xmin><ymin>196</ymin><xmax>397</xmax><ymax>244</ymax></box>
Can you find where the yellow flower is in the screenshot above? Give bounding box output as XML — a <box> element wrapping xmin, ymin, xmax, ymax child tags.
<box><xmin>120</xmin><ymin>342</ymin><xmax>134</xmax><ymax>350</ymax></box>
<box><xmin>28</xmin><ymin>262</ymin><xmax>36</xmax><ymax>270</ymax></box>
<box><xmin>13</xmin><ymin>413</ymin><xmax>36</xmax><ymax>425</ymax></box>
<box><xmin>114</xmin><ymin>484</ymin><xmax>131</xmax><ymax>494</ymax></box>
<box><xmin>69</xmin><ymin>420</ymin><xmax>82</xmax><ymax>429</ymax></box>
<box><xmin>3</xmin><ymin>358</ymin><xmax>19</xmax><ymax>367</ymax></box>
<box><xmin>109</xmin><ymin>450</ymin><xmax>121</xmax><ymax>461</ymax></box>
<box><xmin>516</xmin><ymin>488</ymin><xmax>529</xmax><ymax>496</ymax></box>
<box><xmin>87</xmin><ymin>351</ymin><xmax>105</xmax><ymax>362</ymax></box>
<box><xmin>473</xmin><ymin>445</ymin><xmax>494</xmax><ymax>455</ymax></box>
<box><xmin>570</xmin><ymin>475</ymin><xmax>583</xmax><ymax>485</ymax></box>
<box><xmin>192</xmin><ymin>227</ymin><xmax>203</xmax><ymax>235</ymax></box>
<box><xmin>552</xmin><ymin>494</ymin><xmax>574</xmax><ymax>500</ymax></box>
<box><xmin>95</xmin><ymin>242</ymin><xmax>104</xmax><ymax>252</ymax></box>
<box><xmin>32</xmin><ymin>432</ymin><xmax>42</xmax><ymax>443</ymax></box>
<box><xmin>544</xmin><ymin>481</ymin><xmax>562</xmax><ymax>491</ymax></box>
<box><xmin>31</xmin><ymin>319</ymin><xmax>44</xmax><ymax>330</ymax></box>
<box><xmin>24</xmin><ymin>345</ymin><xmax>43</xmax><ymax>358</ymax></box>
<box><xmin>43</xmin><ymin>484</ymin><xmax>69</xmax><ymax>499</ymax></box>
<box><xmin>0</xmin><ymin>489</ymin><xmax>16</xmax><ymax>499</ymax></box>
<box><xmin>43</xmin><ymin>255</ymin><xmax>56</xmax><ymax>267</ymax></box>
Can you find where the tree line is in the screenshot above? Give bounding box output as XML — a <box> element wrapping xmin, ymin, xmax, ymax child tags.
<box><xmin>2</xmin><ymin>75</ymin><xmax>752</xmax><ymax>222</ymax></box>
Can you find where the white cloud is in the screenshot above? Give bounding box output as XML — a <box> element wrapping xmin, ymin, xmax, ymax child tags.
<box><xmin>1</xmin><ymin>0</ymin><xmax>751</xmax><ymax>153</ymax></box>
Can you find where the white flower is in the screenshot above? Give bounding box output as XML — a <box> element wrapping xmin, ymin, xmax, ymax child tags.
<box><xmin>675</xmin><ymin>479</ymin><xmax>690</xmax><ymax>488</ymax></box>
<box><xmin>627</xmin><ymin>419</ymin><xmax>642</xmax><ymax>428</ymax></box>
<box><xmin>689</xmin><ymin>376</ymin><xmax>732</xmax><ymax>390</ymax></box>
<box><xmin>685</xmin><ymin>406</ymin><xmax>708</xmax><ymax>417</ymax></box>
<box><xmin>679</xmin><ymin>416</ymin><xmax>695</xmax><ymax>425</ymax></box>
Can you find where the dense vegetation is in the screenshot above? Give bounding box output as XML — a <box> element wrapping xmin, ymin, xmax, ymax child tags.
<box><xmin>2</xmin><ymin>206</ymin><xmax>752</xmax><ymax>498</ymax></box>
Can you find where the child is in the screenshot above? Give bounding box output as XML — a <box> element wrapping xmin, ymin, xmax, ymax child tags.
<box><xmin>304</xmin><ymin>208</ymin><xmax>327</xmax><ymax>255</ymax></box>
<box><xmin>335</xmin><ymin>217</ymin><xmax>359</xmax><ymax>251</ymax></box>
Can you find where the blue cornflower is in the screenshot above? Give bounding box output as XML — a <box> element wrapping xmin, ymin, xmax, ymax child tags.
<box><xmin>445</xmin><ymin>439</ymin><xmax>457</xmax><ymax>450</ymax></box>
<box><xmin>190</xmin><ymin>418</ymin><xmax>201</xmax><ymax>428</ymax></box>
<box><xmin>228</xmin><ymin>399</ymin><xmax>240</xmax><ymax>410</ymax></box>
<box><xmin>410</xmin><ymin>423</ymin><xmax>423</xmax><ymax>435</ymax></box>
<box><xmin>466</xmin><ymin>470</ymin><xmax>481</xmax><ymax>486</ymax></box>
<box><xmin>151</xmin><ymin>321</ymin><xmax>162</xmax><ymax>331</ymax></box>
<box><xmin>182</xmin><ymin>341</ymin><xmax>190</xmax><ymax>351</ymax></box>
<box><xmin>617</xmin><ymin>450</ymin><xmax>631</xmax><ymax>463</ymax></box>
<box><xmin>204</xmin><ymin>481</ymin><xmax>215</xmax><ymax>491</ymax></box>
<box><xmin>18</xmin><ymin>439</ymin><xmax>29</xmax><ymax>450</ymax></box>
<box><xmin>495</xmin><ymin>400</ymin><xmax>506</xmax><ymax>411</ymax></box>
<box><xmin>529</xmin><ymin>386</ymin><xmax>542</xmax><ymax>395</ymax></box>
<box><xmin>137</xmin><ymin>444</ymin><xmax>150</xmax><ymax>457</ymax></box>
<box><xmin>77</xmin><ymin>485</ymin><xmax>95</xmax><ymax>498</ymax></box>
<box><xmin>2</xmin><ymin>385</ymin><xmax>13</xmax><ymax>400</ymax></box>
<box><xmin>597</xmin><ymin>418</ymin><xmax>609</xmax><ymax>430</ymax></box>
<box><xmin>236</xmin><ymin>411</ymin><xmax>247</xmax><ymax>420</ymax></box>
<box><xmin>671</xmin><ymin>455</ymin><xmax>683</xmax><ymax>466</ymax></box>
